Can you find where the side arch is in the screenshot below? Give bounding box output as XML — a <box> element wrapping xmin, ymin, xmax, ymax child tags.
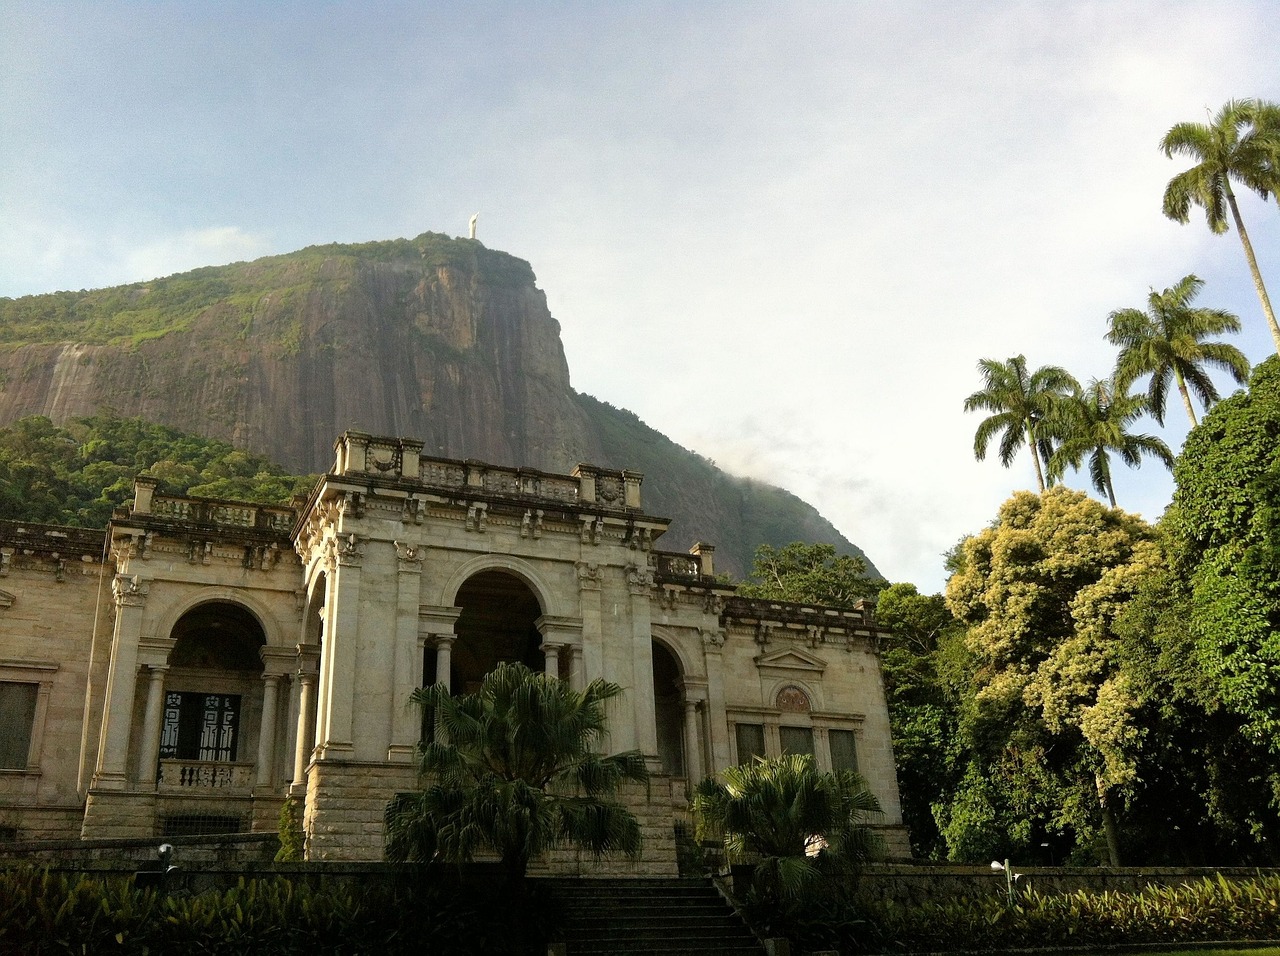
<box><xmin>148</xmin><ymin>587</ymin><xmax>289</xmax><ymax>650</ymax></box>
<box><xmin>649</xmin><ymin>626</ymin><xmax>707</xmax><ymax>681</ymax></box>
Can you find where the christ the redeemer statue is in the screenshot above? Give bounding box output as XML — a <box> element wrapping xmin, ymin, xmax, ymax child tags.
<box><xmin>469</xmin><ymin>214</ymin><xmax>478</xmax><ymax>239</ymax></box>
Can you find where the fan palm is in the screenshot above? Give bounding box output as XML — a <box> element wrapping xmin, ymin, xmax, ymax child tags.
<box><xmin>1106</xmin><ymin>274</ymin><xmax>1251</xmax><ymax>427</ymax></box>
<box><xmin>964</xmin><ymin>355</ymin><xmax>1078</xmax><ymax>492</ymax></box>
<box><xmin>1045</xmin><ymin>376</ymin><xmax>1175</xmax><ymax>508</ymax></box>
<box><xmin>692</xmin><ymin>754</ymin><xmax>881</xmax><ymax>902</ymax></box>
<box><xmin>384</xmin><ymin>662</ymin><xmax>649</xmax><ymax>888</ymax></box>
<box><xmin>1161</xmin><ymin>98</ymin><xmax>1280</xmax><ymax>355</ymax></box>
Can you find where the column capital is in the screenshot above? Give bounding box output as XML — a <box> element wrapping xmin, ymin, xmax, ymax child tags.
<box><xmin>112</xmin><ymin>574</ymin><xmax>149</xmax><ymax>607</ymax></box>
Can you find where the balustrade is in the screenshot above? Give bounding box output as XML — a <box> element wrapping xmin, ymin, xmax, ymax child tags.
<box><xmin>158</xmin><ymin>760</ymin><xmax>255</xmax><ymax>791</ymax></box>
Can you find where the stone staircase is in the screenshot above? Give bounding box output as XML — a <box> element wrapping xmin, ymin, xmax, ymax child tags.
<box><xmin>542</xmin><ymin>877</ymin><xmax>765</xmax><ymax>955</ymax></box>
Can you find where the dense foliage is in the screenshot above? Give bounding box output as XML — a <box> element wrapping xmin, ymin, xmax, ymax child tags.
<box><xmin>872</xmin><ymin>583</ymin><xmax>969</xmax><ymax>860</ymax></box>
<box><xmin>0</xmin><ymin>866</ymin><xmax>559</xmax><ymax>955</ymax></box>
<box><xmin>0</xmin><ymin>414</ymin><xmax>312</xmax><ymax>527</ymax></box>
<box><xmin>856</xmin><ymin>874</ymin><xmax>1280</xmax><ymax>954</ymax></box>
<box><xmin>693</xmin><ymin>754</ymin><xmax>880</xmax><ymax>902</ymax></box>
<box><xmin>736</xmin><ymin>541</ymin><xmax>881</xmax><ymax>605</ymax></box>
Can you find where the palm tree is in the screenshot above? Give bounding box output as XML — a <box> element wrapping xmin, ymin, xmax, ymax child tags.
<box><xmin>964</xmin><ymin>355</ymin><xmax>1078</xmax><ymax>492</ymax></box>
<box><xmin>692</xmin><ymin>754</ymin><xmax>881</xmax><ymax>903</ymax></box>
<box><xmin>1106</xmin><ymin>274</ymin><xmax>1251</xmax><ymax>427</ymax></box>
<box><xmin>1044</xmin><ymin>376</ymin><xmax>1174</xmax><ymax>508</ymax></box>
<box><xmin>1161</xmin><ymin>98</ymin><xmax>1280</xmax><ymax>355</ymax></box>
<box><xmin>384</xmin><ymin>662</ymin><xmax>649</xmax><ymax>889</ymax></box>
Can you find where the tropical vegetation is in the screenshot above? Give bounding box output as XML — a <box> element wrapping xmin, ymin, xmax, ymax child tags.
<box><xmin>963</xmin><ymin>355</ymin><xmax>1078</xmax><ymax>492</ymax></box>
<box><xmin>0</xmin><ymin>413</ymin><xmax>312</xmax><ymax>527</ymax></box>
<box><xmin>1106</xmin><ymin>273</ymin><xmax>1251</xmax><ymax>427</ymax></box>
<box><xmin>693</xmin><ymin>753</ymin><xmax>883</xmax><ymax>950</ymax></box>
<box><xmin>1043</xmin><ymin>375</ymin><xmax>1173</xmax><ymax>508</ymax></box>
<box><xmin>384</xmin><ymin>662</ymin><xmax>649</xmax><ymax>886</ymax></box>
<box><xmin>1160</xmin><ymin>98</ymin><xmax>1280</xmax><ymax>354</ymax></box>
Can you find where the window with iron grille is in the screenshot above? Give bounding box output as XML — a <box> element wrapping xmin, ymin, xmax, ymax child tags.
<box><xmin>159</xmin><ymin>692</ymin><xmax>241</xmax><ymax>762</ymax></box>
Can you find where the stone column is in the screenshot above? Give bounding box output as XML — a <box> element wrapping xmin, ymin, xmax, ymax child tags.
<box><xmin>701</xmin><ymin>628</ymin><xmax>732</xmax><ymax>773</ymax></box>
<box><xmin>92</xmin><ymin>575</ymin><xmax>149</xmax><ymax>790</ymax></box>
<box><xmin>389</xmin><ymin>542</ymin><xmax>425</xmax><ymax>763</ymax></box>
<box><xmin>536</xmin><ymin>616</ymin><xmax>583</xmax><ymax>686</ymax></box>
<box><xmin>256</xmin><ymin>674</ymin><xmax>283</xmax><ymax>788</ymax></box>
<box><xmin>292</xmin><ymin>671</ymin><xmax>317</xmax><ymax>789</ymax></box>
<box><xmin>419</xmin><ymin>606</ymin><xmax>462</xmax><ymax>692</ymax></box>
<box><xmin>434</xmin><ymin>636</ymin><xmax>455</xmax><ymax>693</ymax></box>
<box><xmin>575</xmin><ymin>563</ymin><xmax>603</xmax><ymax>689</ymax></box>
<box><xmin>682</xmin><ymin>699</ymin><xmax>703</xmax><ymax>784</ymax></box>
<box><xmin>136</xmin><ymin>664</ymin><xmax>168</xmax><ymax>787</ymax></box>
<box><xmin>316</xmin><ymin>536</ymin><xmax>361</xmax><ymax>758</ymax></box>
<box><xmin>541</xmin><ymin>642</ymin><xmax>561</xmax><ymax>679</ymax></box>
<box><xmin>569</xmin><ymin>645</ymin><xmax>585</xmax><ymax>692</ymax></box>
<box><xmin>626</xmin><ymin>565</ymin><xmax>659</xmax><ymax>756</ymax></box>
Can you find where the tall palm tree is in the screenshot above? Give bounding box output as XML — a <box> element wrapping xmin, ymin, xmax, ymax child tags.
<box><xmin>1161</xmin><ymin>98</ymin><xmax>1280</xmax><ymax>355</ymax></box>
<box><xmin>384</xmin><ymin>662</ymin><xmax>649</xmax><ymax>888</ymax></box>
<box><xmin>965</xmin><ymin>355</ymin><xmax>1078</xmax><ymax>492</ymax></box>
<box><xmin>1045</xmin><ymin>376</ymin><xmax>1175</xmax><ymax>508</ymax></box>
<box><xmin>1106</xmin><ymin>274</ymin><xmax>1251</xmax><ymax>427</ymax></box>
<box><xmin>692</xmin><ymin>754</ymin><xmax>881</xmax><ymax>902</ymax></box>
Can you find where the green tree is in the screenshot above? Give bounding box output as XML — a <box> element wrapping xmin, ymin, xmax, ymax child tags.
<box><xmin>736</xmin><ymin>542</ymin><xmax>879</xmax><ymax>607</ymax></box>
<box><xmin>1165</xmin><ymin>356</ymin><xmax>1280</xmax><ymax>747</ymax></box>
<box><xmin>0</xmin><ymin>414</ymin><xmax>312</xmax><ymax>527</ymax></box>
<box><xmin>693</xmin><ymin>754</ymin><xmax>880</xmax><ymax>903</ymax></box>
<box><xmin>1044</xmin><ymin>376</ymin><xmax>1174</xmax><ymax>508</ymax></box>
<box><xmin>945</xmin><ymin>488</ymin><xmax>1159</xmax><ymax>865</ymax></box>
<box><xmin>1161</xmin><ymin>98</ymin><xmax>1280</xmax><ymax>355</ymax></box>
<box><xmin>964</xmin><ymin>355</ymin><xmax>1078</xmax><ymax>492</ymax></box>
<box><xmin>384</xmin><ymin>662</ymin><xmax>649</xmax><ymax>889</ymax></box>
<box><xmin>874</xmin><ymin>582</ymin><xmax>970</xmax><ymax>859</ymax></box>
<box><xmin>1106</xmin><ymin>274</ymin><xmax>1251</xmax><ymax>427</ymax></box>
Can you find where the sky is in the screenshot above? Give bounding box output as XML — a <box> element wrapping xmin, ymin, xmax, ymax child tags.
<box><xmin>2</xmin><ymin>1</ymin><xmax>1279</xmax><ymax>592</ymax></box>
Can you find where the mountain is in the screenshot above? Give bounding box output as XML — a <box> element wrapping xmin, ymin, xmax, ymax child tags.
<box><xmin>0</xmin><ymin>232</ymin><xmax>876</xmax><ymax>578</ymax></box>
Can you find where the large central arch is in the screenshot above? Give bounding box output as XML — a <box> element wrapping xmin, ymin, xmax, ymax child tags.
<box><xmin>446</xmin><ymin>570</ymin><xmax>545</xmax><ymax>694</ymax></box>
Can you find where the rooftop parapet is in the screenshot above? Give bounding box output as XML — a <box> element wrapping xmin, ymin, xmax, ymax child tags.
<box><xmin>331</xmin><ymin>431</ymin><xmax>644</xmax><ymax>511</ymax></box>
<box><xmin>124</xmin><ymin>477</ymin><xmax>296</xmax><ymax>536</ymax></box>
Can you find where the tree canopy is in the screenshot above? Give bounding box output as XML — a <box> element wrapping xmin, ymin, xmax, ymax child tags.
<box><xmin>735</xmin><ymin>541</ymin><xmax>880</xmax><ymax>607</ymax></box>
<box><xmin>0</xmin><ymin>414</ymin><xmax>313</xmax><ymax>527</ymax></box>
<box><xmin>945</xmin><ymin>487</ymin><xmax>1158</xmax><ymax>865</ymax></box>
<box><xmin>1165</xmin><ymin>356</ymin><xmax>1280</xmax><ymax>745</ymax></box>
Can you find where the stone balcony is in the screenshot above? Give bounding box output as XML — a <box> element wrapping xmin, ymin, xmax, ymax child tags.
<box><xmin>158</xmin><ymin>760</ymin><xmax>255</xmax><ymax>792</ymax></box>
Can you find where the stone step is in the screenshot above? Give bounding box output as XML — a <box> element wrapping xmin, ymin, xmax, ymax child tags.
<box><xmin>543</xmin><ymin>877</ymin><xmax>763</xmax><ymax>956</ymax></box>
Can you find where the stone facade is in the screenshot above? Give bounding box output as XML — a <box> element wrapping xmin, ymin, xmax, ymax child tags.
<box><xmin>0</xmin><ymin>431</ymin><xmax>910</xmax><ymax>868</ymax></box>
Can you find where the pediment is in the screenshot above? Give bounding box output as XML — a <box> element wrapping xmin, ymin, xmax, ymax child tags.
<box><xmin>0</xmin><ymin>590</ymin><xmax>13</xmax><ymax>610</ymax></box>
<box><xmin>754</xmin><ymin>647</ymin><xmax>826</xmax><ymax>675</ymax></box>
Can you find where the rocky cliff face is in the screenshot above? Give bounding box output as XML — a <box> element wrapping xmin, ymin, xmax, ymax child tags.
<box><xmin>0</xmin><ymin>234</ymin><xmax>874</xmax><ymax>577</ymax></box>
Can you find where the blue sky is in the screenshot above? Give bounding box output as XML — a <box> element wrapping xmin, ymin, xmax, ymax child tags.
<box><xmin>3</xmin><ymin>2</ymin><xmax>1279</xmax><ymax>590</ymax></box>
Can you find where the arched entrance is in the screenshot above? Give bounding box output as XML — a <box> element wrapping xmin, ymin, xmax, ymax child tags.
<box><xmin>446</xmin><ymin>570</ymin><xmax>544</xmax><ymax>694</ymax></box>
<box><xmin>162</xmin><ymin>602</ymin><xmax>265</xmax><ymax>766</ymax></box>
<box><xmin>652</xmin><ymin>642</ymin><xmax>685</xmax><ymax>778</ymax></box>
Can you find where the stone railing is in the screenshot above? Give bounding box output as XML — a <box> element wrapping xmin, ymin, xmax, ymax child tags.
<box><xmin>148</xmin><ymin>495</ymin><xmax>295</xmax><ymax>534</ymax></box>
<box><xmin>331</xmin><ymin>432</ymin><xmax>644</xmax><ymax>511</ymax></box>
<box><xmin>158</xmin><ymin>760</ymin><xmax>255</xmax><ymax>791</ymax></box>
<box><xmin>653</xmin><ymin>551</ymin><xmax>704</xmax><ymax>581</ymax></box>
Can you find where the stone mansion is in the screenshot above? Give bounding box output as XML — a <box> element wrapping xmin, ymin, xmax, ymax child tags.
<box><xmin>0</xmin><ymin>432</ymin><xmax>908</xmax><ymax>869</ymax></box>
